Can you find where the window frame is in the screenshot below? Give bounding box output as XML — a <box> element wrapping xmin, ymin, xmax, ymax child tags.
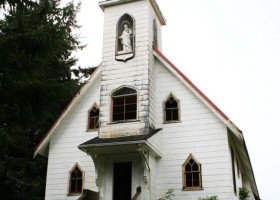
<box><xmin>182</xmin><ymin>154</ymin><xmax>202</xmax><ymax>190</ymax></box>
<box><xmin>163</xmin><ymin>94</ymin><xmax>180</xmax><ymax>123</ymax></box>
<box><xmin>68</xmin><ymin>163</ymin><xmax>84</xmax><ymax>196</ymax></box>
<box><xmin>87</xmin><ymin>102</ymin><xmax>100</xmax><ymax>131</ymax></box>
<box><xmin>110</xmin><ymin>86</ymin><xmax>138</xmax><ymax>123</ymax></box>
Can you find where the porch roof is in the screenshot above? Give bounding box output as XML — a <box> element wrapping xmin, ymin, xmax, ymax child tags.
<box><xmin>78</xmin><ymin>129</ymin><xmax>162</xmax><ymax>157</ymax></box>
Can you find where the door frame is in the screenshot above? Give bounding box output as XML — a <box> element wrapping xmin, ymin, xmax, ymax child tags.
<box><xmin>104</xmin><ymin>153</ymin><xmax>141</xmax><ymax>200</ymax></box>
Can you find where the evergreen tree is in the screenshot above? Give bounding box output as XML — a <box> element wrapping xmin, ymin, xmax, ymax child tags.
<box><xmin>0</xmin><ymin>0</ymin><xmax>90</xmax><ymax>199</ymax></box>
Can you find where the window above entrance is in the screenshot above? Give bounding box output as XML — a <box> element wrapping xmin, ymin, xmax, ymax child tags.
<box><xmin>111</xmin><ymin>87</ymin><xmax>137</xmax><ymax>122</ymax></box>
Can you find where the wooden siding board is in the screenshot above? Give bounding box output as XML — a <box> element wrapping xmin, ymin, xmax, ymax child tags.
<box><xmin>155</xmin><ymin>59</ymin><xmax>233</xmax><ymax>199</ymax></box>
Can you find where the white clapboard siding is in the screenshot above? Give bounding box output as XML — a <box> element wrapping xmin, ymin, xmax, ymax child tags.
<box><xmin>45</xmin><ymin>76</ymin><xmax>101</xmax><ymax>200</ymax></box>
<box><xmin>154</xmin><ymin>60</ymin><xmax>236</xmax><ymax>199</ymax></box>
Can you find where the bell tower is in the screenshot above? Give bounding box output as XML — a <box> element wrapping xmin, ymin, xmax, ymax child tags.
<box><xmin>98</xmin><ymin>0</ymin><xmax>165</xmax><ymax>138</ymax></box>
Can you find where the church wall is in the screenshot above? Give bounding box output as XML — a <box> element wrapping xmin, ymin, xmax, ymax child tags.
<box><xmin>45</xmin><ymin>76</ymin><xmax>101</xmax><ymax>200</ymax></box>
<box><xmin>154</xmin><ymin>60</ymin><xmax>235</xmax><ymax>199</ymax></box>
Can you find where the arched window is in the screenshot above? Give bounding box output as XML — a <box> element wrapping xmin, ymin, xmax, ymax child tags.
<box><xmin>87</xmin><ymin>102</ymin><xmax>99</xmax><ymax>130</ymax></box>
<box><xmin>69</xmin><ymin>163</ymin><xmax>83</xmax><ymax>195</ymax></box>
<box><xmin>112</xmin><ymin>87</ymin><xmax>137</xmax><ymax>122</ymax></box>
<box><xmin>182</xmin><ymin>154</ymin><xmax>202</xmax><ymax>189</ymax></box>
<box><xmin>163</xmin><ymin>94</ymin><xmax>180</xmax><ymax>122</ymax></box>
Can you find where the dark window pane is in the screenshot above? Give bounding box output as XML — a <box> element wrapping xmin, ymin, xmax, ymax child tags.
<box><xmin>186</xmin><ymin>173</ymin><xmax>192</xmax><ymax>187</ymax></box>
<box><xmin>189</xmin><ymin>158</ymin><xmax>194</xmax><ymax>165</ymax></box>
<box><xmin>172</xmin><ymin>109</ymin><xmax>179</xmax><ymax>120</ymax></box>
<box><xmin>70</xmin><ymin>180</ymin><xmax>76</xmax><ymax>193</ymax></box>
<box><xmin>125</xmin><ymin>104</ymin><xmax>137</xmax><ymax>112</ymax></box>
<box><xmin>126</xmin><ymin>95</ymin><xmax>137</xmax><ymax>104</ymax></box>
<box><xmin>76</xmin><ymin>180</ymin><xmax>82</xmax><ymax>193</ymax></box>
<box><xmin>166</xmin><ymin>109</ymin><xmax>172</xmax><ymax>121</ymax></box>
<box><xmin>113</xmin><ymin>104</ymin><xmax>124</xmax><ymax>113</ymax></box>
<box><xmin>192</xmin><ymin>162</ymin><xmax>199</xmax><ymax>171</ymax></box>
<box><xmin>193</xmin><ymin>172</ymin><xmax>200</xmax><ymax>187</ymax></box>
<box><xmin>125</xmin><ymin>111</ymin><xmax>136</xmax><ymax>120</ymax></box>
<box><xmin>113</xmin><ymin>113</ymin><xmax>124</xmax><ymax>121</ymax></box>
<box><xmin>114</xmin><ymin>97</ymin><xmax>124</xmax><ymax>105</ymax></box>
<box><xmin>185</xmin><ymin>163</ymin><xmax>192</xmax><ymax>172</ymax></box>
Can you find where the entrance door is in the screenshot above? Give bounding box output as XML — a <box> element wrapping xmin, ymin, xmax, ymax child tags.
<box><xmin>113</xmin><ymin>162</ymin><xmax>132</xmax><ymax>200</ymax></box>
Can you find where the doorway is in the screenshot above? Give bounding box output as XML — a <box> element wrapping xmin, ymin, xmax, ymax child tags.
<box><xmin>113</xmin><ymin>162</ymin><xmax>132</xmax><ymax>200</ymax></box>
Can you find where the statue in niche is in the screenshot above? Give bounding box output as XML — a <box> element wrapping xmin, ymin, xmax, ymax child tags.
<box><xmin>119</xmin><ymin>21</ymin><xmax>132</xmax><ymax>53</ymax></box>
<box><xmin>116</xmin><ymin>14</ymin><xmax>135</xmax><ymax>62</ymax></box>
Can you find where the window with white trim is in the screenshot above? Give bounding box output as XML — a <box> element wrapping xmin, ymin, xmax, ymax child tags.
<box><xmin>87</xmin><ymin>102</ymin><xmax>99</xmax><ymax>130</ymax></box>
<box><xmin>182</xmin><ymin>154</ymin><xmax>202</xmax><ymax>189</ymax></box>
<box><xmin>69</xmin><ymin>163</ymin><xmax>83</xmax><ymax>195</ymax></box>
<box><xmin>163</xmin><ymin>94</ymin><xmax>180</xmax><ymax>122</ymax></box>
<box><xmin>112</xmin><ymin>87</ymin><xmax>137</xmax><ymax>122</ymax></box>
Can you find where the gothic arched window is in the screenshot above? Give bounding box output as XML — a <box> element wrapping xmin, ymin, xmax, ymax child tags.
<box><xmin>69</xmin><ymin>163</ymin><xmax>83</xmax><ymax>195</ymax></box>
<box><xmin>111</xmin><ymin>87</ymin><xmax>137</xmax><ymax>122</ymax></box>
<box><xmin>87</xmin><ymin>102</ymin><xmax>99</xmax><ymax>130</ymax></box>
<box><xmin>163</xmin><ymin>94</ymin><xmax>180</xmax><ymax>122</ymax></box>
<box><xmin>182</xmin><ymin>154</ymin><xmax>202</xmax><ymax>189</ymax></box>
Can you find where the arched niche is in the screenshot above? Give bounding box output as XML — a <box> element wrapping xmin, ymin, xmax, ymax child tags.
<box><xmin>116</xmin><ymin>13</ymin><xmax>135</xmax><ymax>62</ymax></box>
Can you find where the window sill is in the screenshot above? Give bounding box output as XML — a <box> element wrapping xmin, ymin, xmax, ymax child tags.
<box><xmin>86</xmin><ymin>128</ymin><xmax>99</xmax><ymax>132</ymax></box>
<box><xmin>68</xmin><ymin>193</ymin><xmax>82</xmax><ymax>196</ymax></box>
<box><xmin>182</xmin><ymin>187</ymin><xmax>204</xmax><ymax>191</ymax></box>
<box><xmin>108</xmin><ymin>119</ymin><xmax>140</xmax><ymax>125</ymax></box>
<box><xmin>163</xmin><ymin>120</ymin><xmax>181</xmax><ymax>124</ymax></box>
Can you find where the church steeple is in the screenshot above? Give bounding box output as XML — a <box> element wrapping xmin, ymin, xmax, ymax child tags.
<box><xmin>98</xmin><ymin>0</ymin><xmax>165</xmax><ymax>138</ymax></box>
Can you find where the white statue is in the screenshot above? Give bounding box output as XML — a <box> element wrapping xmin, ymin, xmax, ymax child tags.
<box><xmin>119</xmin><ymin>21</ymin><xmax>132</xmax><ymax>53</ymax></box>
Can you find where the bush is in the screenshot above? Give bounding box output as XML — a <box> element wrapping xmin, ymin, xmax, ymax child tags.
<box><xmin>199</xmin><ymin>195</ymin><xmax>218</xmax><ymax>200</ymax></box>
<box><xmin>239</xmin><ymin>187</ymin><xmax>250</xmax><ymax>200</ymax></box>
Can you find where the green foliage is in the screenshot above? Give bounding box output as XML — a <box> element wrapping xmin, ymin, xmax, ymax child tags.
<box><xmin>239</xmin><ymin>187</ymin><xmax>250</xmax><ymax>200</ymax></box>
<box><xmin>158</xmin><ymin>189</ymin><xmax>175</xmax><ymax>200</ymax></box>
<box><xmin>0</xmin><ymin>0</ymin><xmax>90</xmax><ymax>199</ymax></box>
<box><xmin>199</xmin><ymin>195</ymin><xmax>219</xmax><ymax>200</ymax></box>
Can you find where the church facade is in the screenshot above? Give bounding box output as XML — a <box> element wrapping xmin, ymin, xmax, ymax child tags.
<box><xmin>34</xmin><ymin>0</ymin><xmax>260</xmax><ymax>200</ymax></box>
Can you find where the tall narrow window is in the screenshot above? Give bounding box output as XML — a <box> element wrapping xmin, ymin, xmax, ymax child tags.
<box><xmin>112</xmin><ymin>87</ymin><xmax>137</xmax><ymax>122</ymax></box>
<box><xmin>182</xmin><ymin>154</ymin><xmax>202</xmax><ymax>189</ymax></box>
<box><xmin>69</xmin><ymin>164</ymin><xmax>83</xmax><ymax>195</ymax></box>
<box><xmin>164</xmin><ymin>94</ymin><xmax>180</xmax><ymax>122</ymax></box>
<box><xmin>231</xmin><ymin>147</ymin><xmax>237</xmax><ymax>194</ymax></box>
<box><xmin>153</xmin><ymin>19</ymin><xmax>158</xmax><ymax>48</ymax></box>
<box><xmin>87</xmin><ymin>103</ymin><xmax>99</xmax><ymax>130</ymax></box>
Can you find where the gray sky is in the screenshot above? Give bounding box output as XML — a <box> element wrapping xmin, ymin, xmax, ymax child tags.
<box><xmin>69</xmin><ymin>0</ymin><xmax>280</xmax><ymax>199</ymax></box>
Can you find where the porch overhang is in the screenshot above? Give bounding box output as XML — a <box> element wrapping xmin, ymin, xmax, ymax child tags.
<box><xmin>78</xmin><ymin>129</ymin><xmax>162</xmax><ymax>158</ymax></box>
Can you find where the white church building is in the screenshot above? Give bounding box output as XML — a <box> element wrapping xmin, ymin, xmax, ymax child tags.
<box><xmin>34</xmin><ymin>0</ymin><xmax>260</xmax><ymax>199</ymax></box>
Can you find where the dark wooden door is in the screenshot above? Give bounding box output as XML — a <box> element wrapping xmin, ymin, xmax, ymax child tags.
<box><xmin>113</xmin><ymin>162</ymin><xmax>132</xmax><ymax>200</ymax></box>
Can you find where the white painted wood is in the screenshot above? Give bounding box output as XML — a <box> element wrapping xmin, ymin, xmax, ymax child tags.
<box><xmin>45</xmin><ymin>76</ymin><xmax>101</xmax><ymax>200</ymax></box>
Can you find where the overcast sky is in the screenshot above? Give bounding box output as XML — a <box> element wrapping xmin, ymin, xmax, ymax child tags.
<box><xmin>67</xmin><ymin>0</ymin><xmax>280</xmax><ymax>199</ymax></box>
